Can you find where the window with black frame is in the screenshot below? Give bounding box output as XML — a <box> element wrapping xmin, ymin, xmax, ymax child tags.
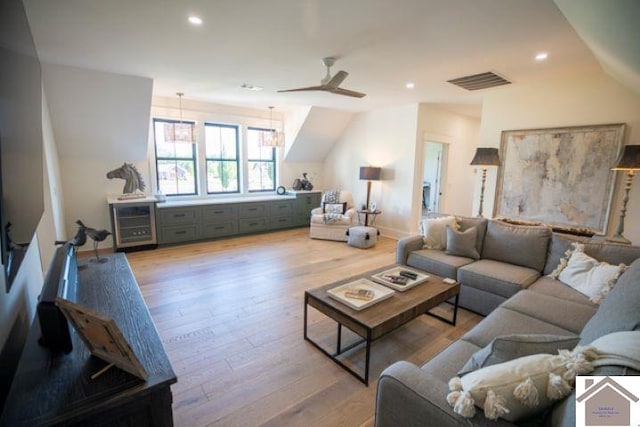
<box><xmin>205</xmin><ymin>123</ymin><xmax>239</xmax><ymax>194</ymax></box>
<box><xmin>247</xmin><ymin>127</ymin><xmax>276</xmax><ymax>192</ymax></box>
<box><xmin>153</xmin><ymin>118</ymin><xmax>198</xmax><ymax>196</ymax></box>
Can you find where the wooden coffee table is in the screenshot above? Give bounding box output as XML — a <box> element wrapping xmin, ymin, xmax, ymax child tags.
<box><xmin>303</xmin><ymin>264</ymin><xmax>460</xmax><ymax>385</ymax></box>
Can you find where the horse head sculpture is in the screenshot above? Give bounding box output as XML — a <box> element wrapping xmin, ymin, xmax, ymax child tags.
<box><xmin>106</xmin><ymin>163</ymin><xmax>146</xmax><ymax>194</ymax></box>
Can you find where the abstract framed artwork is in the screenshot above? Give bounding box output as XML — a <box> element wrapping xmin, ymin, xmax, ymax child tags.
<box><xmin>494</xmin><ymin>123</ymin><xmax>625</xmax><ymax>234</ymax></box>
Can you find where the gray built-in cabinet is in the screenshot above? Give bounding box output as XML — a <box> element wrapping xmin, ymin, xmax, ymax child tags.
<box><xmin>156</xmin><ymin>191</ymin><xmax>321</xmax><ymax>245</ymax></box>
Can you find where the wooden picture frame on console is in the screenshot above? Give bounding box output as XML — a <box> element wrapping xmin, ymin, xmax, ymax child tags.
<box><xmin>56</xmin><ymin>297</ymin><xmax>148</xmax><ymax>380</ymax></box>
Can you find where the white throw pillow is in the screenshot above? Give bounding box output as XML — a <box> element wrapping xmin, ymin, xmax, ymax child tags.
<box><xmin>557</xmin><ymin>247</ymin><xmax>627</xmax><ymax>304</ymax></box>
<box><xmin>447</xmin><ymin>346</ymin><xmax>597</xmax><ymax>422</ymax></box>
<box><xmin>419</xmin><ymin>216</ymin><xmax>458</xmax><ymax>249</ymax></box>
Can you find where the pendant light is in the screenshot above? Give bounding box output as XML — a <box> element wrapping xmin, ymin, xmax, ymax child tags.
<box><xmin>164</xmin><ymin>92</ymin><xmax>195</xmax><ymax>143</ymax></box>
<box><xmin>258</xmin><ymin>106</ymin><xmax>285</xmax><ymax>147</ymax></box>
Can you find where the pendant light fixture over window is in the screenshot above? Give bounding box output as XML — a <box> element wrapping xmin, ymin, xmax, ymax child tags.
<box><xmin>258</xmin><ymin>106</ymin><xmax>285</xmax><ymax>147</ymax></box>
<box><xmin>164</xmin><ymin>92</ymin><xmax>196</xmax><ymax>144</ymax></box>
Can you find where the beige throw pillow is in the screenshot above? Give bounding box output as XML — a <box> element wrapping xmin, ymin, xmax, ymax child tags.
<box><xmin>447</xmin><ymin>346</ymin><xmax>597</xmax><ymax>422</ymax></box>
<box><xmin>553</xmin><ymin>243</ymin><xmax>627</xmax><ymax>304</ymax></box>
<box><xmin>419</xmin><ymin>216</ymin><xmax>458</xmax><ymax>250</ymax></box>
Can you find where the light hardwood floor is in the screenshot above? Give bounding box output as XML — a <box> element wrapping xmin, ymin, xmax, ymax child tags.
<box><xmin>125</xmin><ymin>228</ymin><xmax>482</xmax><ymax>427</ymax></box>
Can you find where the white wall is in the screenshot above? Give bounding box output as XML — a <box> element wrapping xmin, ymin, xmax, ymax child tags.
<box><xmin>321</xmin><ymin>103</ymin><xmax>480</xmax><ymax>239</ymax></box>
<box><xmin>478</xmin><ymin>72</ymin><xmax>640</xmax><ymax>244</ymax></box>
<box><xmin>42</xmin><ymin>64</ymin><xmax>153</xmax><ymax>250</ymax></box>
<box><xmin>323</xmin><ymin>104</ymin><xmax>420</xmax><ymax>238</ymax></box>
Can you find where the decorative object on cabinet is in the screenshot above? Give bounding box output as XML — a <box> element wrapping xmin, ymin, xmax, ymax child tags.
<box><xmin>276</xmin><ymin>185</ymin><xmax>286</xmax><ymax>195</ymax></box>
<box><xmin>106</xmin><ymin>162</ymin><xmax>146</xmax><ymax>196</ymax></box>
<box><xmin>301</xmin><ymin>172</ymin><xmax>314</xmax><ymax>190</ymax></box>
<box><xmin>607</xmin><ymin>145</ymin><xmax>640</xmax><ymax>244</ymax></box>
<box><xmin>359</xmin><ymin>166</ymin><xmax>381</xmax><ymax>226</ymax></box>
<box><xmin>54</xmin><ymin>220</ymin><xmax>88</xmax><ymax>251</ymax></box>
<box><xmin>293</xmin><ymin>172</ymin><xmax>314</xmax><ymax>191</ymax></box>
<box><xmin>77</xmin><ymin>220</ymin><xmax>111</xmax><ymax>263</ymax></box>
<box><xmin>495</xmin><ymin>123</ymin><xmax>625</xmax><ymax>234</ymax></box>
<box><xmin>470</xmin><ymin>148</ymin><xmax>501</xmax><ymax>218</ymax></box>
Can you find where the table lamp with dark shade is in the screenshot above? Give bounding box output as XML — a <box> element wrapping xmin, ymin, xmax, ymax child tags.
<box><xmin>607</xmin><ymin>145</ymin><xmax>640</xmax><ymax>244</ymax></box>
<box><xmin>359</xmin><ymin>166</ymin><xmax>381</xmax><ymax>225</ymax></box>
<box><xmin>470</xmin><ymin>148</ymin><xmax>501</xmax><ymax>217</ymax></box>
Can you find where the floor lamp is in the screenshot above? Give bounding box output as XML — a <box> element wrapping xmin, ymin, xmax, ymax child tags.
<box><xmin>607</xmin><ymin>145</ymin><xmax>640</xmax><ymax>244</ymax></box>
<box><xmin>359</xmin><ymin>166</ymin><xmax>381</xmax><ymax>226</ymax></box>
<box><xmin>470</xmin><ymin>148</ymin><xmax>501</xmax><ymax>218</ymax></box>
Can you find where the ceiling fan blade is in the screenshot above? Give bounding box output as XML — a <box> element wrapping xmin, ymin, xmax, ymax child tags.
<box><xmin>277</xmin><ymin>85</ymin><xmax>324</xmax><ymax>93</ymax></box>
<box><xmin>324</xmin><ymin>70</ymin><xmax>349</xmax><ymax>89</ymax></box>
<box><xmin>330</xmin><ymin>87</ymin><xmax>367</xmax><ymax>98</ymax></box>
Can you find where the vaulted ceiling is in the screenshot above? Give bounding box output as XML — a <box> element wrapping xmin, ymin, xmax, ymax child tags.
<box><xmin>23</xmin><ymin>0</ymin><xmax>638</xmax><ymax>116</ymax></box>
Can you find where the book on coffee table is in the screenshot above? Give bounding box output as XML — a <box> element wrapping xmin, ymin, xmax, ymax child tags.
<box><xmin>371</xmin><ymin>266</ymin><xmax>430</xmax><ymax>291</ymax></box>
<box><xmin>326</xmin><ymin>278</ymin><xmax>395</xmax><ymax>311</ymax></box>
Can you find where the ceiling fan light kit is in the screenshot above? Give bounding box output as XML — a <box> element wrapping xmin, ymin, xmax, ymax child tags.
<box><xmin>278</xmin><ymin>57</ymin><xmax>366</xmax><ymax>98</ymax></box>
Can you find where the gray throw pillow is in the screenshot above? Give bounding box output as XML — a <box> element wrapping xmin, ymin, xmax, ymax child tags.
<box><xmin>482</xmin><ymin>220</ymin><xmax>551</xmax><ymax>271</ymax></box>
<box><xmin>445</xmin><ymin>226</ymin><xmax>480</xmax><ymax>259</ymax></box>
<box><xmin>458</xmin><ymin>334</ymin><xmax>580</xmax><ymax>376</ymax></box>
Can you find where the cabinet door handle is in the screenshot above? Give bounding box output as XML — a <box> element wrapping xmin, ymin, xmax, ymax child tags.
<box><xmin>214</xmin><ymin>210</ymin><xmax>224</xmax><ymax>214</ymax></box>
<box><xmin>248</xmin><ymin>208</ymin><xmax>258</xmax><ymax>211</ymax></box>
<box><xmin>250</xmin><ymin>222</ymin><xmax>258</xmax><ymax>226</ymax></box>
<box><xmin>175</xmin><ymin>230</ymin><xmax>186</xmax><ymax>235</ymax></box>
<box><xmin>279</xmin><ymin>219</ymin><xmax>287</xmax><ymax>223</ymax></box>
<box><xmin>174</xmin><ymin>213</ymin><xmax>186</xmax><ymax>218</ymax></box>
<box><xmin>215</xmin><ymin>226</ymin><xmax>225</xmax><ymax>230</ymax></box>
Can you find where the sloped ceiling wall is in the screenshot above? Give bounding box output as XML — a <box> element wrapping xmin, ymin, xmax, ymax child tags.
<box><xmin>554</xmin><ymin>0</ymin><xmax>640</xmax><ymax>95</ymax></box>
<box><xmin>284</xmin><ymin>106</ymin><xmax>355</xmax><ymax>162</ymax></box>
<box><xmin>42</xmin><ymin>63</ymin><xmax>153</xmax><ymax>160</ymax></box>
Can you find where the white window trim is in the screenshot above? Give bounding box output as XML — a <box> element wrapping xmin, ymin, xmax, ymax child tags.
<box><xmin>149</xmin><ymin>104</ymin><xmax>283</xmax><ymax>200</ymax></box>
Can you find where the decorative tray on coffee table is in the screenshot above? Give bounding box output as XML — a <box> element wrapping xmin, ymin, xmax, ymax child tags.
<box><xmin>371</xmin><ymin>266</ymin><xmax>430</xmax><ymax>291</ymax></box>
<box><xmin>326</xmin><ymin>278</ymin><xmax>395</xmax><ymax>311</ymax></box>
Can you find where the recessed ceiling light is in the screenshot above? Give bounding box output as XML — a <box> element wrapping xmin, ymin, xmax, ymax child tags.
<box><xmin>535</xmin><ymin>52</ymin><xmax>548</xmax><ymax>61</ymax></box>
<box><xmin>405</xmin><ymin>82</ymin><xmax>415</xmax><ymax>89</ymax></box>
<box><xmin>241</xmin><ymin>83</ymin><xmax>264</xmax><ymax>91</ymax></box>
<box><xmin>188</xmin><ymin>16</ymin><xmax>203</xmax><ymax>25</ymax></box>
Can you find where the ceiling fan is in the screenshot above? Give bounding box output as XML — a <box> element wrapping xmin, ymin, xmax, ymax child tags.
<box><xmin>278</xmin><ymin>57</ymin><xmax>366</xmax><ymax>98</ymax></box>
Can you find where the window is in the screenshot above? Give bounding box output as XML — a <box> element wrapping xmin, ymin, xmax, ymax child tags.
<box><xmin>205</xmin><ymin>123</ymin><xmax>239</xmax><ymax>194</ymax></box>
<box><xmin>247</xmin><ymin>127</ymin><xmax>276</xmax><ymax>192</ymax></box>
<box><xmin>153</xmin><ymin>119</ymin><xmax>197</xmax><ymax>196</ymax></box>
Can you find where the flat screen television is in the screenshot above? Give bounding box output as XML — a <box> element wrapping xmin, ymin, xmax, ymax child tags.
<box><xmin>0</xmin><ymin>0</ymin><xmax>45</xmax><ymax>292</ymax></box>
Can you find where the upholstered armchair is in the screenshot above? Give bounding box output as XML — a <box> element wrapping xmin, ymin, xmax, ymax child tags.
<box><xmin>309</xmin><ymin>190</ymin><xmax>358</xmax><ymax>241</ymax></box>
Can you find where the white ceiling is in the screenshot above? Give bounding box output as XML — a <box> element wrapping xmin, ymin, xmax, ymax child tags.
<box><xmin>23</xmin><ymin>0</ymin><xmax>617</xmax><ymax>116</ymax></box>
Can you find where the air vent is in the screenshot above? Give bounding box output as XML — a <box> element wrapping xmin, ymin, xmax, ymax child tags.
<box><xmin>447</xmin><ymin>71</ymin><xmax>511</xmax><ymax>91</ymax></box>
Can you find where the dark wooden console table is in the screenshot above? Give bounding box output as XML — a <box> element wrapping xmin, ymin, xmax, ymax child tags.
<box><xmin>0</xmin><ymin>254</ymin><xmax>176</xmax><ymax>426</ymax></box>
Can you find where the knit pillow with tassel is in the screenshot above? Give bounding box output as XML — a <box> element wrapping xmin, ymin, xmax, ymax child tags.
<box><xmin>447</xmin><ymin>346</ymin><xmax>598</xmax><ymax>422</ymax></box>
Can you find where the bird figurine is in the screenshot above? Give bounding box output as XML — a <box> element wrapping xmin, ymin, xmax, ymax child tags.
<box><xmin>77</xmin><ymin>220</ymin><xmax>111</xmax><ymax>263</ymax></box>
<box><xmin>55</xmin><ymin>220</ymin><xmax>88</xmax><ymax>251</ymax></box>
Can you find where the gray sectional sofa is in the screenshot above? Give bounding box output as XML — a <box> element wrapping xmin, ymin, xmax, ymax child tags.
<box><xmin>376</xmin><ymin>218</ymin><xmax>640</xmax><ymax>426</ymax></box>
